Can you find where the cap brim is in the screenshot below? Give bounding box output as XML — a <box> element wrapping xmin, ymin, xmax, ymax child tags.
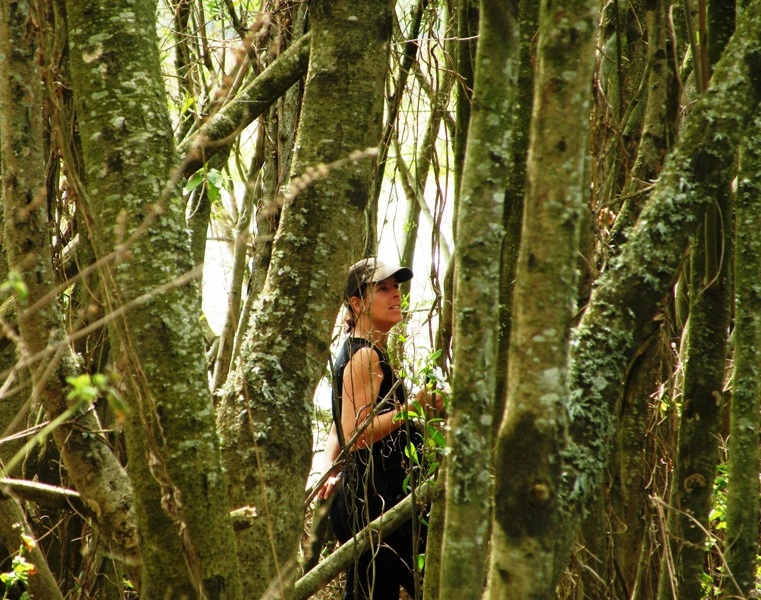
<box><xmin>369</xmin><ymin>265</ymin><xmax>413</xmax><ymax>284</ymax></box>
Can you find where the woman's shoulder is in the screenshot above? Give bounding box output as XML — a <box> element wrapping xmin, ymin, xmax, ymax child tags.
<box><xmin>343</xmin><ymin>336</ymin><xmax>386</xmax><ymax>359</ymax></box>
<box><xmin>347</xmin><ymin>343</ymin><xmax>382</xmax><ymax>368</ymax></box>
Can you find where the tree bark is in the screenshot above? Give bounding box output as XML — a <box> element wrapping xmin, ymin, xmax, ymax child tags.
<box><xmin>486</xmin><ymin>0</ymin><xmax>600</xmax><ymax>596</ymax></box>
<box><xmin>216</xmin><ymin>0</ymin><xmax>393</xmax><ymax>595</ymax></box>
<box><xmin>658</xmin><ymin>173</ymin><xmax>732</xmax><ymax>600</ymax></box>
<box><xmin>0</xmin><ymin>0</ymin><xmax>141</xmax><ymax>582</ymax></box>
<box><xmin>64</xmin><ymin>0</ymin><xmax>241</xmax><ymax>596</ymax></box>
<box><xmin>723</xmin><ymin>114</ymin><xmax>761</xmax><ymax>598</ymax></box>
<box><xmin>494</xmin><ymin>0</ymin><xmax>539</xmax><ymax>439</ymax></box>
<box><xmin>656</xmin><ymin>4</ymin><xmax>734</xmax><ymax>597</ymax></box>
<box><xmin>610</xmin><ymin>0</ymin><xmax>678</xmax><ymax>250</ymax></box>
<box><xmin>560</xmin><ymin>4</ymin><xmax>761</xmax><ymax>594</ymax></box>
<box><xmin>439</xmin><ymin>2</ymin><xmax>517</xmax><ymax>597</ymax></box>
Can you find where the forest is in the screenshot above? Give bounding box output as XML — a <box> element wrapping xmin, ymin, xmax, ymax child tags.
<box><xmin>0</xmin><ymin>0</ymin><xmax>760</xmax><ymax>598</ymax></box>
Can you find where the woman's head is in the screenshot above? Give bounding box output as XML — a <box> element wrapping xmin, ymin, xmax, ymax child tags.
<box><xmin>344</xmin><ymin>258</ymin><xmax>413</xmax><ymax>334</ymax></box>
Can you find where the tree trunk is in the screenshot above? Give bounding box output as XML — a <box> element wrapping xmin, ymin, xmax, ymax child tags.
<box><xmin>657</xmin><ymin>4</ymin><xmax>734</xmax><ymax>596</ymax></box>
<box><xmin>216</xmin><ymin>0</ymin><xmax>393</xmax><ymax>595</ymax></box>
<box><xmin>723</xmin><ymin>114</ymin><xmax>761</xmax><ymax>598</ymax></box>
<box><xmin>64</xmin><ymin>0</ymin><xmax>241</xmax><ymax>596</ymax></box>
<box><xmin>608</xmin><ymin>327</ymin><xmax>673</xmax><ymax>597</ymax></box>
<box><xmin>658</xmin><ymin>194</ymin><xmax>731</xmax><ymax>600</ymax></box>
<box><xmin>452</xmin><ymin>0</ymin><xmax>478</xmax><ymax>207</ymax></box>
<box><xmin>561</xmin><ymin>4</ymin><xmax>761</xmax><ymax>594</ymax></box>
<box><xmin>0</xmin><ymin>0</ymin><xmax>141</xmax><ymax>584</ymax></box>
<box><xmin>610</xmin><ymin>0</ymin><xmax>678</xmax><ymax>250</ymax></box>
<box><xmin>494</xmin><ymin>0</ymin><xmax>539</xmax><ymax>439</ymax></box>
<box><xmin>486</xmin><ymin>1</ymin><xmax>600</xmax><ymax>596</ymax></box>
<box><xmin>439</xmin><ymin>2</ymin><xmax>517</xmax><ymax>598</ymax></box>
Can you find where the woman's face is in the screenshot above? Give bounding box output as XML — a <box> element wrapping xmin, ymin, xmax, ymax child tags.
<box><xmin>362</xmin><ymin>276</ymin><xmax>404</xmax><ymax>332</ymax></box>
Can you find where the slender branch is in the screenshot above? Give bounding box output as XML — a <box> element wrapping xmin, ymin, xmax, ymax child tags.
<box><xmin>292</xmin><ymin>480</ymin><xmax>439</xmax><ymax>600</ymax></box>
<box><xmin>0</xmin><ymin>478</ymin><xmax>86</xmax><ymax>512</ymax></box>
<box><xmin>177</xmin><ymin>32</ymin><xmax>311</xmax><ymax>178</ymax></box>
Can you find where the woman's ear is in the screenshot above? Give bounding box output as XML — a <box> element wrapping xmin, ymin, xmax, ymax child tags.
<box><xmin>348</xmin><ymin>295</ymin><xmax>364</xmax><ymax>315</ymax></box>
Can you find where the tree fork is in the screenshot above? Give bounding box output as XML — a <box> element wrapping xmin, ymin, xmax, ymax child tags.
<box><xmin>216</xmin><ymin>0</ymin><xmax>394</xmax><ymax>595</ymax></box>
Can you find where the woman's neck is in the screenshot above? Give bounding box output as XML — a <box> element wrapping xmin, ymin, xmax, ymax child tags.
<box><xmin>352</xmin><ymin>322</ymin><xmax>388</xmax><ymax>346</ymax></box>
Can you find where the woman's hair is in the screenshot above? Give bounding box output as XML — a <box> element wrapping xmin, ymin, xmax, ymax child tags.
<box><xmin>343</xmin><ymin>284</ymin><xmax>367</xmax><ymax>333</ymax></box>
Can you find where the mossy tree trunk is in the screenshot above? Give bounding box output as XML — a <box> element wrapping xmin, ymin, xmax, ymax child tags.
<box><xmin>657</xmin><ymin>4</ymin><xmax>734</xmax><ymax>597</ymax></box>
<box><xmin>0</xmin><ymin>0</ymin><xmax>141</xmax><ymax>588</ymax></box>
<box><xmin>562</xmin><ymin>4</ymin><xmax>761</xmax><ymax>594</ymax></box>
<box><xmin>215</xmin><ymin>0</ymin><xmax>393</xmax><ymax>595</ymax></box>
<box><xmin>439</xmin><ymin>2</ymin><xmax>517</xmax><ymax>597</ymax></box>
<box><xmin>723</xmin><ymin>113</ymin><xmax>761</xmax><ymax>598</ymax></box>
<box><xmin>658</xmin><ymin>193</ymin><xmax>732</xmax><ymax>600</ymax></box>
<box><xmin>593</xmin><ymin>2</ymin><xmax>678</xmax><ymax>595</ymax></box>
<box><xmin>64</xmin><ymin>0</ymin><xmax>241</xmax><ymax>597</ymax></box>
<box><xmin>493</xmin><ymin>0</ymin><xmax>539</xmax><ymax>440</ymax></box>
<box><xmin>608</xmin><ymin>328</ymin><xmax>673</xmax><ymax>597</ymax></box>
<box><xmin>486</xmin><ymin>0</ymin><xmax>600</xmax><ymax>596</ymax></box>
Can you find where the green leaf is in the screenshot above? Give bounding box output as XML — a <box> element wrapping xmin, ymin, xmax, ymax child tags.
<box><xmin>427</xmin><ymin>428</ymin><xmax>446</xmax><ymax>448</ymax></box>
<box><xmin>185</xmin><ymin>171</ymin><xmax>205</xmax><ymax>192</ymax></box>
<box><xmin>404</xmin><ymin>442</ymin><xmax>420</xmax><ymax>465</ymax></box>
<box><xmin>206</xmin><ymin>168</ymin><xmax>223</xmax><ymax>187</ymax></box>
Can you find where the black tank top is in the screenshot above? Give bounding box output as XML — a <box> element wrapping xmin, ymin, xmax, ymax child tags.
<box><xmin>332</xmin><ymin>337</ymin><xmax>411</xmax><ymax>496</ymax></box>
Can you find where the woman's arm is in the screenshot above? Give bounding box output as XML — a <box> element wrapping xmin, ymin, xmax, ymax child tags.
<box><xmin>341</xmin><ymin>346</ymin><xmax>404</xmax><ymax>451</ymax></box>
<box><xmin>315</xmin><ymin>423</ymin><xmax>342</xmax><ymax>500</ymax></box>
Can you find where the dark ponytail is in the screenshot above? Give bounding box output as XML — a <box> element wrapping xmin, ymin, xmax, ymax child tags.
<box><xmin>343</xmin><ymin>283</ymin><xmax>367</xmax><ymax>333</ymax></box>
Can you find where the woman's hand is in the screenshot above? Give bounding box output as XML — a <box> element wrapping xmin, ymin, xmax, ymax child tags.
<box><xmin>316</xmin><ymin>474</ymin><xmax>340</xmax><ymax>500</ymax></box>
<box><xmin>315</xmin><ymin>423</ymin><xmax>342</xmax><ymax>501</ymax></box>
<box><xmin>414</xmin><ymin>383</ymin><xmax>448</xmax><ymax>414</ymax></box>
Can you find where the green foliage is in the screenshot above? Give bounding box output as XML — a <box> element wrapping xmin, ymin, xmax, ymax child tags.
<box><xmin>65</xmin><ymin>373</ymin><xmax>128</xmax><ymax>422</ymax></box>
<box><xmin>185</xmin><ymin>167</ymin><xmax>227</xmax><ymax>203</ymax></box>
<box><xmin>707</xmin><ymin>463</ymin><xmax>728</xmax><ymax>533</ymax></box>
<box><xmin>4</xmin><ymin>372</ymin><xmax>129</xmax><ymax>477</ymax></box>
<box><xmin>394</xmin><ymin>349</ymin><xmax>449</xmax><ymax>495</ymax></box>
<box><xmin>203</xmin><ymin>0</ymin><xmax>225</xmax><ymax>20</ymax></box>
<box><xmin>0</xmin><ymin>530</ymin><xmax>37</xmax><ymax>600</ymax></box>
<box><xmin>701</xmin><ymin>463</ymin><xmax>761</xmax><ymax>598</ymax></box>
<box><xmin>0</xmin><ymin>271</ymin><xmax>28</xmax><ymax>304</ymax></box>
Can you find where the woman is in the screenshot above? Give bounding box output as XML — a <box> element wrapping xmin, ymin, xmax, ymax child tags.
<box><xmin>317</xmin><ymin>257</ymin><xmax>438</xmax><ymax>600</ymax></box>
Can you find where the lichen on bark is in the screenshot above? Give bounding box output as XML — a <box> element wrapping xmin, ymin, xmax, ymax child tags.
<box><xmin>65</xmin><ymin>0</ymin><xmax>241</xmax><ymax>596</ymax></box>
<box><xmin>215</xmin><ymin>1</ymin><xmax>393</xmax><ymax>596</ymax></box>
<box><xmin>486</xmin><ymin>1</ymin><xmax>600</xmax><ymax>596</ymax></box>
<box><xmin>561</xmin><ymin>3</ymin><xmax>761</xmax><ymax>594</ymax></box>
<box><xmin>723</xmin><ymin>113</ymin><xmax>761</xmax><ymax>598</ymax></box>
<box><xmin>440</xmin><ymin>2</ymin><xmax>517</xmax><ymax>597</ymax></box>
<box><xmin>0</xmin><ymin>0</ymin><xmax>140</xmax><ymax>589</ymax></box>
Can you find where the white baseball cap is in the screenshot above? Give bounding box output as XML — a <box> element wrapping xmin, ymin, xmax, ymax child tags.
<box><xmin>344</xmin><ymin>257</ymin><xmax>413</xmax><ymax>300</ymax></box>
